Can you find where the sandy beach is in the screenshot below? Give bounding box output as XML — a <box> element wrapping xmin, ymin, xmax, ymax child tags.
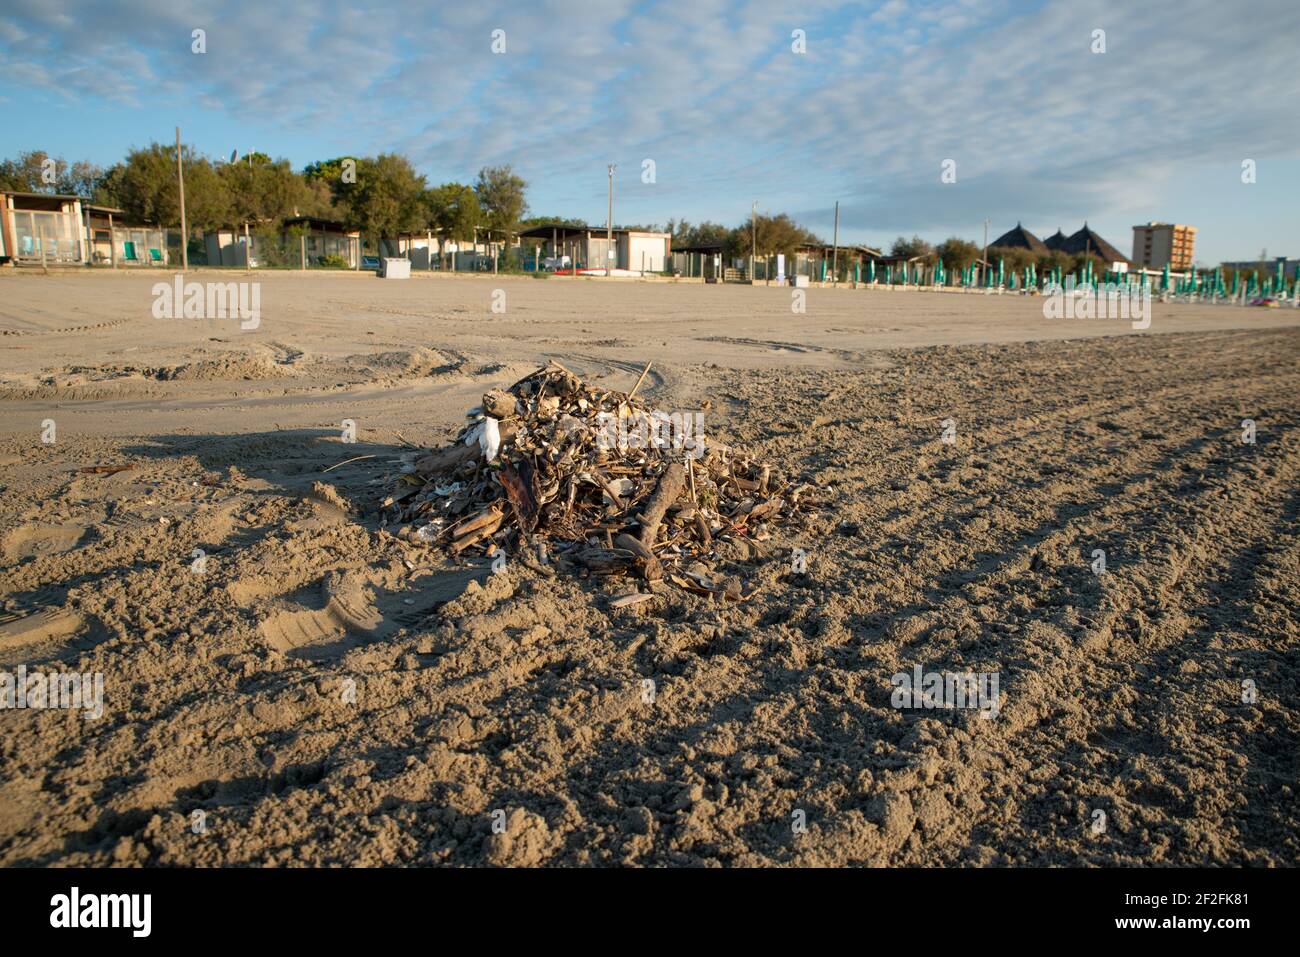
<box><xmin>1</xmin><ymin>270</ymin><xmax>1296</xmax><ymax>866</ymax></box>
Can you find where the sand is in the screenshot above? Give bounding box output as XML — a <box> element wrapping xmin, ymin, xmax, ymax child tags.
<box><xmin>0</xmin><ymin>270</ymin><xmax>1296</xmax><ymax>866</ymax></box>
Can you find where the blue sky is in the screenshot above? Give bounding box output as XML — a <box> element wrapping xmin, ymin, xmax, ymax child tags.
<box><xmin>1</xmin><ymin>0</ymin><xmax>1297</xmax><ymax>263</ymax></box>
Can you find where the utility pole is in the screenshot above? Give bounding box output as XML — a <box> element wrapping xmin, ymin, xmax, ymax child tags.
<box><xmin>607</xmin><ymin>164</ymin><xmax>616</xmax><ymax>277</ymax></box>
<box><xmin>176</xmin><ymin>127</ymin><xmax>188</xmax><ymax>271</ymax></box>
<box><xmin>981</xmin><ymin>218</ymin><xmax>989</xmax><ymax>287</ymax></box>
<box><xmin>751</xmin><ymin>201</ymin><xmax>757</xmax><ymax>282</ymax></box>
<box><xmin>831</xmin><ymin>201</ymin><xmax>840</xmax><ymax>284</ymax></box>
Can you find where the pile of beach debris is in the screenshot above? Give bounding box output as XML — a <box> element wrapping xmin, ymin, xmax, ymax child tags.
<box><xmin>383</xmin><ymin>361</ymin><xmax>816</xmax><ymax>601</ymax></box>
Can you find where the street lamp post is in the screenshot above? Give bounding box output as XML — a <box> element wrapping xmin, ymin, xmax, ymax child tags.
<box><xmin>607</xmin><ymin>164</ymin><xmax>616</xmax><ymax>277</ymax></box>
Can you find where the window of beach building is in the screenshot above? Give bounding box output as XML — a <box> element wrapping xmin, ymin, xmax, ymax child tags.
<box><xmin>13</xmin><ymin>209</ymin><xmax>76</xmax><ymax>259</ymax></box>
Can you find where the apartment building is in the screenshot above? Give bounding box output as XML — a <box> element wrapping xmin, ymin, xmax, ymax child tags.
<box><xmin>1132</xmin><ymin>222</ymin><xmax>1196</xmax><ymax>270</ymax></box>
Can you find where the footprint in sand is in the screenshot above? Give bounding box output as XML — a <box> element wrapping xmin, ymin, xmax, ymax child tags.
<box><xmin>2</xmin><ymin>523</ymin><xmax>92</xmax><ymax>562</ymax></box>
<box><xmin>257</xmin><ymin>567</ymin><xmax>489</xmax><ymax>660</ymax></box>
<box><xmin>0</xmin><ymin>607</ymin><xmax>86</xmax><ymax>654</ymax></box>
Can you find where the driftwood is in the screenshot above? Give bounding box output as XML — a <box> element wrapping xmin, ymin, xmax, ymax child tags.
<box><xmin>499</xmin><ymin>459</ymin><xmax>541</xmax><ymax>533</ymax></box>
<box><xmin>638</xmin><ymin>462</ymin><xmax>685</xmax><ymax>548</ymax></box>
<box><xmin>385</xmin><ymin>360</ymin><xmax>813</xmax><ymax>598</ymax></box>
<box><xmin>615</xmin><ymin>533</ymin><xmax>663</xmax><ymax>581</ymax></box>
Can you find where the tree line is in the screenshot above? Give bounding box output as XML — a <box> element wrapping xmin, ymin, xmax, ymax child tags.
<box><xmin>0</xmin><ymin>147</ymin><xmax>529</xmax><ymax>246</ymax></box>
<box><xmin>1</xmin><ymin>148</ymin><xmax>833</xmax><ymax>257</ymax></box>
<box><xmin>891</xmin><ymin>234</ymin><xmax>1115</xmax><ymax>279</ymax></box>
<box><xmin>5</xmin><ymin>148</ymin><xmax>1204</xmax><ymax>274</ymax></box>
<box><xmin>666</xmin><ymin>214</ymin><xmax>822</xmax><ymax>259</ymax></box>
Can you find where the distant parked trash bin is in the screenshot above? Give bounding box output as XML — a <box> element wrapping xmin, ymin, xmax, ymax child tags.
<box><xmin>381</xmin><ymin>258</ymin><xmax>411</xmax><ymax>279</ymax></box>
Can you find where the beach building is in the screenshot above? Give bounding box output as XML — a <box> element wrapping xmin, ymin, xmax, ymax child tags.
<box><xmin>1221</xmin><ymin>256</ymin><xmax>1298</xmax><ymax>280</ymax></box>
<box><xmin>518</xmin><ymin>223</ymin><xmax>671</xmax><ymax>274</ymax></box>
<box><xmin>1043</xmin><ymin>228</ymin><xmax>1069</xmax><ymax>252</ymax></box>
<box><xmin>989</xmin><ymin>223</ymin><xmax>1049</xmax><ymax>256</ymax></box>
<box><xmin>204</xmin><ymin>218</ymin><xmax>361</xmax><ymax>267</ymax></box>
<box><xmin>1131</xmin><ymin>222</ymin><xmax>1196</xmax><ymax>270</ymax></box>
<box><xmin>204</xmin><ymin>226</ymin><xmax>258</xmax><ymax>267</ymax></box>
<box><xmin>385</xmin><ymin>229</ymin><xmax>503</xmax><ymax>269</ymax></box>
<box><xmin>1061</xmin><ymin>223</ymin><xmax>1130</xmax><ymax>267</ymax></box>
<box><xmin>790</xmin><ymin>243</ymin><xmax>882</xmax><ymax>281</ymax></box>
<box><xmin>285</xmin><ymin>216</ymin><xmax>360</xmax><ymax>267</ymax></box>
<box><xmin>0</xmin><ymin>190</ymin><xmax>86</xmax><ymax>264</ymax></box>
<box><xmin>85</xmin><ymin>204</ymin><xmax>169</xmax><ymax>265</ymax></box>
<box><xmin>85</xmin><ymin>205</ymin><xmax>124</xmax><ymax>264</ymax></box>
<box><xmin>669</xmin><ymin>241</ymin><xmax>726</xmax><ymax>279</ymax></box>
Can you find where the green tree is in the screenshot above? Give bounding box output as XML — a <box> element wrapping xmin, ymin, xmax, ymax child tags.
<box><xmin>219</xmin><ymin>154</ymin><xmax>309</xmax><ymax>226</ymax></box>
<box><xmin>298</xmin><ymin>157</ymin><xmax>355</xmax><ymax>219</ymax></box>
<box><xmin>737</xmin><ymin>213</ymin><xmax>820</xmax><ymax>259</ymax></box>
<box><xmin>522</xmin><ymin>215</ymin><xmax>587</xmax><ymax>229</ymax></box>
<box><xmin>102</xmin><ymin>142</ymin><xmax>229</xmax><ymax>232</ymax></box>
<box><xmin>994</xmin><ymin>245</ymin><xmax>1037</xmax><ymax>275</ymax></box>
<box><xmin>425</xmin><ymin>182</ymin><xmax>482</xmax><ymax>242</ymax></box>
<box><xmin>937</xmin><ymin>237</ymin><xmax>981</xmax><ymax>271</ymax></box>
<box><xmin>336</xmin><ymin>154</ymin><xmax>427</xmax><ymax>240</ymax></box>
<box><xmin>474</xmin><ymin>165</ymin><xmax>528</xmax><ymax>240</ymax></box>
<box><xmin>0</xmin><ymin>150</ymin><xmax>104</xmax><ymax>196</ymax></box>
<box><xmin>1036</xmin><ymin>249</ymin><xmax>1071</xmax><ymax>275</ymax></box>
<box><xmin>667</xmin><ymin>219</ymin><xmax>730</xmax><ymax>248</ymax></box>
<box><xmin>302</xmin><ymin>157</ymin><xmax>353</xmax><ymax>184</ymax></box>
<box><xmin>1070</xmin><ymin>251</ymin><xmax>1107</xmax><ymax>277</ymax></box>
<box><xmin>889</xmin><ymin>234</ymin><xmax>934</xmax><ymax>260</ymax></box>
